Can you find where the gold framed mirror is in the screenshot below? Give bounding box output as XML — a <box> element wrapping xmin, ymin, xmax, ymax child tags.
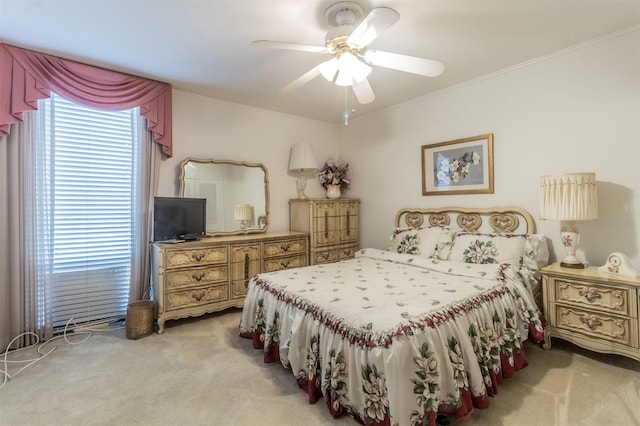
<box><xmin>179</xmin><ymin>158</ymin><xmax>269</xmax><ymax>236</ymax></box>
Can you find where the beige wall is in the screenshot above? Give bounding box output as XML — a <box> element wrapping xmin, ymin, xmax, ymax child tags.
<box><xmin>157</xmin><ymin>92</ymin><xmax>341</xmax><ymax>233</ymax></box>
<box><xmin>160</xmin><ymin>26</ymin><xmax>640</xmax><ymax>269</ymax></box>
<box><xmin>341</xmin><ymin>27</ymin><xmax>640</xmax><ymax>268</ymax></box>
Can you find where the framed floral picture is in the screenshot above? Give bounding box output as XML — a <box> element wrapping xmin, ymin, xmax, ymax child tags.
<box><xmin>421</xmin><ymin>133</ymin><xmax>494</xmax><ymax>195</ymax></box>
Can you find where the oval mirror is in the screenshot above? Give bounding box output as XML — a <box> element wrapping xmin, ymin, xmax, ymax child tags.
<box><xmin>179</xmin><ymin>158</ymin><xmax>269</xmax><ymax>235</ymax></box>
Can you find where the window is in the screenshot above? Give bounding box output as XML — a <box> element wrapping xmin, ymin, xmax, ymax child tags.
<box><xmin>36</xmin><ymin>93</ymin><xmax>140</xmax><ymax>330</ymax></box>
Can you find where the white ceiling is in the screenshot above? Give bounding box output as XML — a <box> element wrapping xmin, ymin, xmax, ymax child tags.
<box><xmin>2</xmin><ymin>1</ymin><xmax>640</xmax><ymax>124</ymax></box>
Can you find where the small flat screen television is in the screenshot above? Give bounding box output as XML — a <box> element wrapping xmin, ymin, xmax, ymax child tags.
<box><xmin>153</xmin><ymin>197</ymin><xmax>206</xmax><ymax>242</ymax></box>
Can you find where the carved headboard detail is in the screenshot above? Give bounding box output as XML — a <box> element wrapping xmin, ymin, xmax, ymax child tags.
<box><xmin>395</xmin><ymin>206</ymin><xmax>535</xmax><ymax>234</ymax></box>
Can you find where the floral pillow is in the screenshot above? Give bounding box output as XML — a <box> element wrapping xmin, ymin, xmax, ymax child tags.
<box><xmin>448</xmin><ymin>232</ymin><xmax>527</xmax><ymax>265</ymax></box>
<box><xmin>388</xmin><ymin>226</ymin><xmax>454</xmax><ymax>259</ymax></box>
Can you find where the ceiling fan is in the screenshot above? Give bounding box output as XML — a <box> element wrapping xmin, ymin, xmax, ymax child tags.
<box><xmin>253</xmin><ymin>1</ymin><xmax>444</xmax><ymax>106</ymax></box>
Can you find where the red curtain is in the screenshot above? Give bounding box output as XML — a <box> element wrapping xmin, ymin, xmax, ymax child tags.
<box><xmin>0</xmin><ymin>43</ymin><xmax>173</xmax><ymax>157</ymax></box>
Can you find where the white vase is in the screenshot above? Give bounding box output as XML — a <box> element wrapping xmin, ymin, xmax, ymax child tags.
<box><xmin>326</xmin><ymin>184</ymin><xmax>341</xmax><ymax>199</ymax></box>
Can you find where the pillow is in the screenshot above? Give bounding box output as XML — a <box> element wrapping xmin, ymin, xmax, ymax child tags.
<box><xmin>448</xmin><ymin>232</ymin><xmax>527</xmax><ymax>265</ymax></box>
<box><xmin>523</xmin><ymin>234</ymin><xmax>550</xmax><ymax>270</ymax></box>
<box><xmin>520</xmin><ymin>234</ymin><xmax>549</xmax><ymax>309</ymax></box>
<box><xmin>388</xmin><ymin>226</ymin><xmax>454</xmax><ymax>259</ymax></box>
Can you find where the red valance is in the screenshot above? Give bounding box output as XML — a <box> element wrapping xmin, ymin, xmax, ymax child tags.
<box><xmin>0</xmin><ymin>43</ymin><xmax>173</xmax><ymax>157</ymax></box>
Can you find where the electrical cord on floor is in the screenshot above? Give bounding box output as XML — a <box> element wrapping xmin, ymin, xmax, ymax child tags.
<box><xmin>0</xmin><ymin>317</ymin><xmax>124</xmax><ymax>390</ymax></box>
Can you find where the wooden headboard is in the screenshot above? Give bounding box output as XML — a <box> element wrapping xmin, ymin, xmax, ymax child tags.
<box><xmin>395</xmin><ymin>206</ymin><xmax>536</xmax><ymax>234</ymax></box>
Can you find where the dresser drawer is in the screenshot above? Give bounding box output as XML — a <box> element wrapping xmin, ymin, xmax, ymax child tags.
<box><xmin>337</xmin><ymin>245</ymin><xmax>357</xmax><ymax>260</ymax></box>
<box><xmin>554</xmin><ymin>305</ymin><xmax>637</xmax><ymax>347</ymax></box>
<box><xmin>312</xmin><ymin>249</ymin><xmax>338</xmax><ymax>265</ymax></box>
<box><xmin>165</xmin><ymin>265</ymin><xmax>228</xmax><ymax>290</ymax></box>
<box><xmin>166</xmin><ymin>283</ymin><xmax>228</xmax><ymax>311</ymax></box>
<box><xmin>313</xmin><ymin>201</ymin><xmax>338</xmax><ymax>217</ymax></box>
<box><xmin>263</xmin><ymin>254</ymin><xmax>307</xmax><ymax>272</ymax></box>
<box><xmin>339</xmin><ymin>202</ymin><xmax>357</xmax><ymax>244</ymax></box>
<box><xmin>313</xmin><ymin>229</ymin><xmax>340</xmax><ymax>246</ymax></box>
<box><xmin>165</xmin><ymin>246</ymin><xmax>228</xmax><ymax>269</ymax></box>
<box><xmin>555</xmin><ymin>279</ymin><xmax>633</xmax><ymax>316</ymax></box>
<box><xmin>338</xmin><ymin>201</ymin><xmax>358</xmax><ymax>216</ymax></box>
<box><xmin>231</xmin><ymin>279</ymin><xmax>249</xmax><ymax>299</ymax></box>
<box><xmin>231</xmin><ymin>244</ymin><xmax>261</xmax><ymax>261</ymax></box>
<box><xmin>263</xmin><ymin>238</ymin><xmax>307</xmax><ymax>257</ymax></box>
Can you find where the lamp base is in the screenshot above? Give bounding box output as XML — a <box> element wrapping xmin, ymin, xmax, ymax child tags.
<box><xmin>296</xmin><ymin>173</ymin><xmax>308</xmax><ymax>199</ymax></box>
<box><xmin>560</xmin><ymin>261</ymin><xmax>586</xmax><ymax>269</ymax></box>
<box><xmin>559</xmin><ymin>226</ymin><xmax>585</xmax><ymax>269</ymax></box>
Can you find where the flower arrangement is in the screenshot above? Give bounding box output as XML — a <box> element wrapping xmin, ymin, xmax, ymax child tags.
<box><xmin>435</xmin><ymin>151</ymin><xmax>480</xmax><ymax>185</ymax></box>
<box><xmin>315</xmin><ymin>157</ymin><xmax>350</xmax><ymax>192</ymax></box>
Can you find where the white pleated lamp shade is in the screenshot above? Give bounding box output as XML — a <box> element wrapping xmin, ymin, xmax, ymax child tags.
<box><xmin>288</xmin><ymin>143</ymin><xmax>317</xmax><ymax>172</ymax></box>
<box><xmin>540</xmin><ymin>173</ymin><xmax>598</xmax><ymax>221</ymax></box>
<box><xmin>234</xmin><ymin>204</ymin><xmax>253</xmax><ymax>221</ymax></box>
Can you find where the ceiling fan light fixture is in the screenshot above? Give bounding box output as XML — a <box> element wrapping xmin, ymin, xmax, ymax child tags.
<box><xmin>338</xmin><ymin>51</ymin><xmax>371</xmax><ymax>84</ymax></box>
<box><xmin>335</xmin><ymin>69</ymin><xmax>353</xmax><ymax>86</ymax></box>
<box><xmin>319</xmin><ymin>58</ymin><xmax>339</xmax><ymax>82</ymax></box>
<box><xmin>256</xmin><ymin>1</ymin><xmax>444</xmax><ymax>119</ymax></box>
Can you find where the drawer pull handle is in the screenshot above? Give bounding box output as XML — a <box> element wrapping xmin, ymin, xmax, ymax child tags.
<box><xmin>192</xmin><ymin>290</ymin><xmax>205</xmax><ymax>302</ymax></box>
<box><xmin>579</xmin><ymin>288</ymin><xmax>602</xmax><ymax>303</ymax></box>
<box><xmin>280</xmin><ymin>260</ymin><xmax>290</xmax><ymax>268</ymax></box>
<box><xmin>324</xmin><ymin>211</ymin><xmax>329</xmax><ymax>239</ymax></box>
<box><xmin>191</xmin><ymin>252</ymin><xmax>205</xmax><ymax>262</ymax></box>
<box><xmin>580</xmin><ymin>315</ymin><xmax>603</xmax><ymax>330</ymax></box>
<box><xmin>192</xmin><ymin>272</ymin><xmax>205</xmax><ymax>282</ymax></box>
<box><xmin>346</xmin><ymin>211</ymin><xmax>350</xmax><ymax>237</ymax></box>
<box><xmin>244</xmin><ymin>253</ymin><xmax>250</xmax><ymax>281</ymax></box>
<box><xmin>281</xmin><ymin>243</ymin><xmax>290</xmax><ymax>252</ymax></box>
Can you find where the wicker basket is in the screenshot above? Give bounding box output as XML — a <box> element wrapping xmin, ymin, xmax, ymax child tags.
<box><xmin>126</xmin><ymin>300</ymin><xmax>155</xmax><ymax>340</ymax></box>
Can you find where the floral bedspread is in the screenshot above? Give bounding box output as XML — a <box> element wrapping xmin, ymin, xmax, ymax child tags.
<box><xmin>240</xmin><ymin>248</ymin><xmax>545</xmax><ymax>426</ymax></box>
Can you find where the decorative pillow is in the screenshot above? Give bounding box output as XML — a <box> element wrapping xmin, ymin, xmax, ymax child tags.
<box><xmin>388</xmin><ymin>226</ymin><xmax>454</xmax><ymax>259</ymax></box>
<box><xmin>520</xmin><ymin>234</ymin><xmax>549</xmax><ymax>309</ymax></box>
<box><xmin>448</xmin><ymin>232</ymin><xmax>527</xmax><ymax>265</ymax></box>
<box><xmin>523</xmin><ymin>234</ymin><xmax>550</xmax><ymax>270</ymax></box>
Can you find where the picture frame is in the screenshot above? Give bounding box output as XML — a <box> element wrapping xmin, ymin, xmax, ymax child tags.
<box><xmin>421</xmin><ymin>133</ymin><xmax>494</xmax><ymax>195</ymax></box>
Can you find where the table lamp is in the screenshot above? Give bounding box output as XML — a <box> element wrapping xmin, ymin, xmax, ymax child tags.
<box><xmin>540</xmin><ymin>172</ymin><xmax>598</xmax><ymax>268</ymax></box>
<box><xmin>234</xmin><ymin>203</ymin><xmax>253</xmax><ymax>230</ymax></box>
<box><xmin>288</xmin><ymin>142</ymin><xmax>317</xmax><ymax>199</ymax></box>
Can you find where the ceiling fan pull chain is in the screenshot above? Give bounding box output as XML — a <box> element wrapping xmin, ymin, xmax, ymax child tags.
<box><xmin>343</xmin><ymin>87</ymin><xmax>350</xmax><ymax>125</ymax></box>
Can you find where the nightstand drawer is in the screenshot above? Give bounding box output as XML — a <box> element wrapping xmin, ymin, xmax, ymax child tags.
<box><xmin>555</xmin><ymin>305</ymin><xmax>637</xmax><ymax>347</ymax></box>
<box><xmin>555</xmin><ymin>279</ymin><xmax>634</xmax><ymax>316</ymax></box>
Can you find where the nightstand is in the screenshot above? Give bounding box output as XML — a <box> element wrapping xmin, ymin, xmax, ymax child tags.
<box><xmin>541</xmin><ymin>262</ymin><xmax>640</xmax><ymax>362</ymax></box>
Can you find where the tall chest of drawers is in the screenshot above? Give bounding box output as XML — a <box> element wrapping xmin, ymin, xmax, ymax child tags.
<box><xmin>541</xmin><ymin>263</ymin><xmax>640</xmax><ymax>362</ymax></box>
<box><xmin>152</xmin><ymin>232</ymin><xmax>308</xmax><ymax>333</ymax></box>
<box><xmin>289</xmin><ymin>198</ymin><xmax>359</xmax><ymax>265</ymax></box>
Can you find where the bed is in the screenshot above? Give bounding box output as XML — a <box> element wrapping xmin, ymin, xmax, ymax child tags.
<box><xmin>239</xmin><ymin>207</ymin><xmax>548</xmax><ymax>425</ymax></box>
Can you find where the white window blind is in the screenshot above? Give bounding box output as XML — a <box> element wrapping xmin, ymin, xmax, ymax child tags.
<box><xmin>39</xmin><ymin>93</ymin><xmax>140</xmax><ymax>329</ymax></box>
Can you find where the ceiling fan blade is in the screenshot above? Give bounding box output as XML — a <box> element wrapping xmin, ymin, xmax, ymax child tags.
<box><xmin>280</xmin><ymin>65</ymin><xmax>322</xmax><ymax>94</ymax></box>
<box><xmin>252</xmin><ymin>40</ymin><xmax>326</xmax><ymax>53</ymax></box>
<box><xmin>347</xmin><ymin>7</ymin><xmax>400</xmax><ymax>48</ymax></box>
<box><xmin>352</xmin><ymin>78</ymin><xmax>375</xmax><ymax>104</ymax></box>
<box><xmin>364</xmin><ymin>50</ymin><xmax>444</xmax><ymax>77</ymax></box>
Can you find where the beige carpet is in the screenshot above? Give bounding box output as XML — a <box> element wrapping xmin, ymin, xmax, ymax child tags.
<box><xmin>1</xmin><ymin>309</ymin><xmax>639</xmax><ymax>426</ymax></box>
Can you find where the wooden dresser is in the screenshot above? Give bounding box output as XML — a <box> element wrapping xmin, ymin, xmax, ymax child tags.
<box><xmin>289</xmin><ymin>198</ymin><xmax>359</xmax><ymax>265</ymax></box>
<box><xmin>541</xmin><ymin>263</ymin><xmax>640</xmax><ymax>362</ymax></box>
<box><xmin>152</xmin><ymin>231</ymin><xmax>308</xmax><ymax>333</ymax></box>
